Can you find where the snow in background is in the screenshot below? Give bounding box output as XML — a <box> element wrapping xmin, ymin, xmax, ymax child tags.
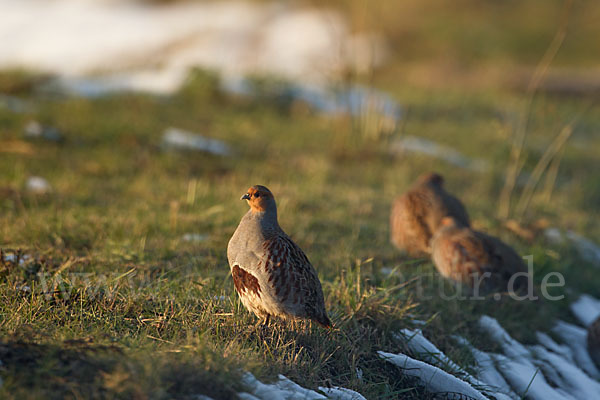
<box><xmin>1</xmin><ymin>0</ymin><xmax>387</xmax><ymax>94</ymax></box>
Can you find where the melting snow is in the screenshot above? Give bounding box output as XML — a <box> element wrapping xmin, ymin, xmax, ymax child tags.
<box><xmin>378</xmin><ymin>351</ymin><xmax>488</xmax><ymax>400</ymax></box>
<box><xmin>545</xmin><ymin>228</ymin><xmax>600</xmax><ymax>266</ymax></box>
<box><xmin>25</xmin><ymin>176</ymin><xmax>52</xmax><ymax>194</ymax></box>
<box><xmin>398</xmin><ymin>328</ymin><xmax>462</xmax><ymax>373</ymax></box>
<box><xmin>219</xmin><ymin>79</ymin><xmax>402</xmax><ymax>129</ymax></box>
<box><xmin>491</xmin><ymin>353</ymin><xmax>574</xmax><ymax>400</ymax></box>
<box><xmin>318</xmin><ymin>387</ymin><xmax>366</xmax><ymax>400</ymax></box>
<box><xmin>570</xmin><ymin>294</ymin><xmax>600</xmax><ymax>327</ymax></box>
<box><xmin>452</xmin><ymin>336</ymin><xmax>518</xmax><ymax>400</ymax></box>
<box><xmin>552</xmin><ymin>320</ymin><xmax>600</xmax><ymax>379</ymax></box>
<box><xmin>479</xmin><ymin>315</ymin><xmax>600</xmax><ymax>400</ymax></box>
<box><xmin>162</xmin><ymin>128</ymin><xmax>231</xmax><ymax>156</ymax></box>
<box><xmin>389</xmin><ymin>136</ymin><xmax>489</xmax><ymax>172</ymax></box>
<box><xmin>181</xmin><ymin>233</ymin><xmax>209</xmax><ymax>243</ymax></box>
<box><xmin>240</xmin><ymin>373</ymin><xmax>326</xmax><ymax>399</ymax></box>
<box><xmin>530</xmin><ymin>344</ymin><xmax>600</xmax><ymax>399</ymax></box>
<box><xmin>535</xmin><ymin>331</ymin><xmax>574</xmax><ymax>363</ymax></box>
<box><xmin>1</xmin><ymin>0</ymin><xmax>387</xmax><ymax>95</ymax></box>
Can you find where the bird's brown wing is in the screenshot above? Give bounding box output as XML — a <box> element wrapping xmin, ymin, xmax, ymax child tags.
<box><xmin>261</xmin><ymin>234</ymin><xmax>330</xmax><ymax>327</ymax></box>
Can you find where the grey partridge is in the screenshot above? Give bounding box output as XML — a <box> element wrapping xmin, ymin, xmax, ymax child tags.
<box><xmin>390</xmin><ymin>172</ymin><xmax>470</xmax><ymax>256</ymax></box>
<box><xmin>431</xmin><ymin>217</ymin><xmax>530</xmax><ymax>295</ymax></box>
<box><xmin>588</xmin><ymin>316</ymin><xmax>600</xmax><ymax>367</ymax></box>
<box><xmin>227</xmin><ymin>185</ymin><xmax>331</xmax><ymax>327</ymax></box>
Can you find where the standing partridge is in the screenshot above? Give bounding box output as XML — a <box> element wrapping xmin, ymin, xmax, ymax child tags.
<box><xmin>588</xmin><ymin>316</ymin><xmax>600</xmax><ymax>367</ymax></box>
<box><xmin>227</xmin><ymin>185</ymin><xmax>331</xmax><ymax>327</ymax></box>
<box><xmin>431</xmin><ymin>217</ymin><xmax>530</xmax><ymax>294</ymax></box>
<box><xmin>390</xmin><ymin>172</ymin><xmax>470</xmax><ymax>257</ymax></box>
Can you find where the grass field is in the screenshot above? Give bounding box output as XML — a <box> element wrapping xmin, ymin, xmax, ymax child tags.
<box><xmin>1</xmin><ymin>1</ymin><xmax>600</xmax><ymax>399</ymax></box>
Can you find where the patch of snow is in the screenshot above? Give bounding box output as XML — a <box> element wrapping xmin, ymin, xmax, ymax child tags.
<box><xmin>181</xmin><ymin>233</ymin><xmax>209</xmax><ymax>243</ymax></box>
<box><xmin>570</xmin><ymin>294</ymin><xmax>600</xmax><ymax>327</ymax></box>
<box><xmin>529</xmin><ymin>344</ymin><xmax>600</xmax><ymax>400</ymax></box>
<box><xmin>162</xmin><ymin>128</ymin><xmax>231</xmax><ymax>156</ymax></box>
<box><xmin>552</xmin><ymin>320</ymin><xmax>600</xmax><ymax>379</ymax></box>
<box><xmin>452</xmin><ymin>336</ymin><xmax>518</xmax><ymax>400</ymax></box>
<box><xmin>0</xmin><ymin>0</ymin><xmax>388</xmax><ymax>95</ymax></box>
<box><xmin>241</xmin><ymin>373</ymin><xmax>326</xmax><ymax>400</ymax></box>
<box><xmin>544</xmin><ymin>228</ymin><xmax>600</xmax><ymax>266</ymax></box>
<box><xmin>24</xmin><ymin>121</ymin><xmax>63</xmax><ymax>142</ymax></box>
<box><xmin>389</xmin><ymin>136</ymin><xmax>489</xmax><ymax>172</ymax></box>
<box><xmin>219</xmin><ymin>79</ymin><xmax>402</xmax><ymax>129</ymax></box>
<box><xmin>194</xmin><ymin>396</ymin><xmax>215</xmax><ymax>400</ymax></box>
<box><xmin>25</xmin><ymin>176</ymin><xmax>52</xmax><ymax>194</ymax></box>
<box><xmin>378</xmin><ymin>351</ymin><xmax>488</xmax><ymax>400</ymax></box>
<box><xmin>478</xmin><ymin>316</ymin><xmax>576</xmax><ymax>400</ymax></box>
<box><xmin>398</xmin><ymin>328</ymin><xmax>462</xmax><ymax>373</ymax></box>
<box><xmin>318</xmin><ymin>387</ymin><xmax>366</xmax><ymax>400</ymax></box>
<box><xmin>491</xmin><ymin>353</ymin><xmax>574</xmax><ymax>400</ymax></box>
<box><xmin>535</xmin><ymin>331</ymin><xmax>574</xmax><ymax>363</ymax></box>
<box><xmin>478</xmin><ymin>316</ymin><xmax>531</xmax><ymax>362</ymax></box>
<box><xmin>237</xmin><ymin>393</ymin><xmax>261</xmax><ymax>400</ymax></box>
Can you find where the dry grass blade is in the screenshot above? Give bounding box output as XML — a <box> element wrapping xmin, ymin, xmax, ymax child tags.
<box><xmin>497</xmin><ymin>0</ymin><xmax>574</xmax><ymax>220</ymax></box>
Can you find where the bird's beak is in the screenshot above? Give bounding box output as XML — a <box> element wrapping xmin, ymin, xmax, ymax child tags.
<box><xmin>241</xmin><ymin>193</ymin><xmax>250</xmax><ymax>200</ymax></box>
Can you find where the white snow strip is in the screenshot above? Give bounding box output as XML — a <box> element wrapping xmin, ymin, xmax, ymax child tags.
<box><xmin>491</xmin><ymin>353</ymin><xmax>575</xmax><ymax>400</ymax></box>
<box><xmin>241</xmin><ymin>373</ymin><xmax>326</xmax><ymax>400</ymax></box>
<box><xmin>552</xmin><ymin>320</ymin><xmax>600</xmax><ymax>379</ymax></box>
<box><xmin>535</xmin><ymin>331</ymin><xmax>574</xmax><ymax>363</ymax></box>
<box><xmin>478</xmin><ymin>316</ymin><xmax>578</xmax><ymax>400</ymax></box>
<box><xmin>399</xmin><ymin>329</ymin><xmax>462</xmax><ymax>373</ymax></box>
<box><xmin>318</xmin><ymin>387</ymin><xmax>366</xmax><ymax>400</ymax></box>
<box><xmin>0</xmin><ymin>0</ymin><xmax>387</xmax><ymax>94</ymax></box>
<box><xmin>378</xmin><ymin>351</ymin><xmax>488</xmax><ymax>400</ymax></box>
<box><xmin>181</xmin><ymin>233</ymin><xmax>209</xmax><ymax>243</ymax></box>
<box><xmin>219</xmin><ymin>79</ymin><xmax>402</xmax><ymax>126</ymax></box>
<box><xmin>452</xmin><ymin>336</ymin><xmax>518</xmax><ymax>400</ymax></box>
<box><xmin>478</xmin><ymin>316</ymin><xmax>532</xmax><ymax>363</ymax></box>
<box><xmin>162</xmin><ymin>128</ymin><xmax>231</xmax><ymax>156</ymax></box>
<box><xmin>529</xmin><ymin>344</ymin><xmax>600</xmax><ymax>400</ymax></box>
<box><xmin>237</xmin><ymin>393</ymin><xmax>261</xmax><ymax>400</ymax></box>
<box><xmin>570</xmin><ymin>294</ymin><xmax>600</xmax><ymax>327</ymax></box>
<box><xmin>545</xmin><ymin>228</ymin><xmax>600</xmax><ymax>266</ymax></box>
<box><xmin>25</xmin><ymin>176</ymin><xmax>52</xmax><ymax>194</ymax></box>
<box><xmin>389</xmin><ymin>136</ymin><xmax>489</xmax><ymax>172</ymax></box>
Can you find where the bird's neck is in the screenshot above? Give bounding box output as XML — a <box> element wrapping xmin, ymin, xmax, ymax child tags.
<box><xmin>246</xmin><ymin>208</ymin><xmax>279</xmax><ymax>231</ymax></box>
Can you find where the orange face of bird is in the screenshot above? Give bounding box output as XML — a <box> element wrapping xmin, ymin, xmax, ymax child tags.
<box><xmin>241</xmin><ymin>185</ymin><xmax>274</xmax><ymax>212</ymax></box>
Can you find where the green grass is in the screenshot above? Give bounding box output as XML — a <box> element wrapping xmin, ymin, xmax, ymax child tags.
<box><xmin>0</xmin><ymin>67</ymin><xmax>598</xmax><ymax>399</ymax></box>
<box><xmin>2</xmin><ymin>1</ymin><xmax>600</xmax><ymax>398</ymax></box>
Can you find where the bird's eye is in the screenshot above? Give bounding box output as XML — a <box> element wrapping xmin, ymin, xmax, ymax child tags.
<box><xmin>254</xmin><ymin>192</ymin><xmax>260</xmax><ymax>198</ymax></box>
